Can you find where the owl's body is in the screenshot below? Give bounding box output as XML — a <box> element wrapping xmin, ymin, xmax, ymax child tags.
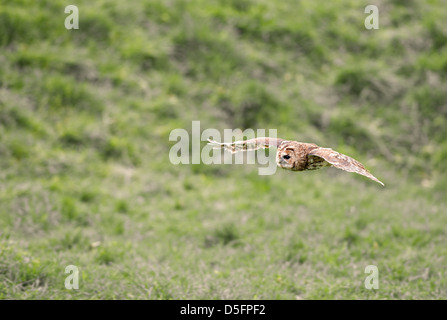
<box><xmin>208</xmin><ymin>137</ymin><xmax>384</xmax><ymax>186</ymax></box>
<box><xmin>276</xmin><ymin>140</ymin><xmax>329</xmax><ymax>171</ymax></box>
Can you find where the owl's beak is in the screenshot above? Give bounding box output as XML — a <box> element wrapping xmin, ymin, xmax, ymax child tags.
<box><xmin>277</xmin><ymin>157</ymin><xmax>286</xmax><ymax>166</ymax></box>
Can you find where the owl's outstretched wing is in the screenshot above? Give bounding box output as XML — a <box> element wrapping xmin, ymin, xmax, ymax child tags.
<box><xmin>207</xmin><ymin>137</ymin><xmax>284</xmax><ymax>153</ymax></box>
<box><xmin>308</xmin><ymin>148</ymin><xmax>384</xmax><ymax>186</ymax></box>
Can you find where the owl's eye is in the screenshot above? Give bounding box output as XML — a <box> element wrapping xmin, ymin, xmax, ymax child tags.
<box><xmin>283</xmin><ymin>155</ymin><xmax>291</xmax><ymax>160</ymax></box>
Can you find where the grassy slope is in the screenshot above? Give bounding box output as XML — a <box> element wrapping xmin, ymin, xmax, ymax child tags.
<box><xmin>0</xmin><ymin>0</ymin><xmax>446</xmax><ymax>299</ymax></box>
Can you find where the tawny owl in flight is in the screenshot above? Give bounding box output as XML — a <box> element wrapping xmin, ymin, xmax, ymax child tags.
<box><xmin>207</xmin><ymin>137</ymin><xmax>384</xmax><ymax>186</ymax></box>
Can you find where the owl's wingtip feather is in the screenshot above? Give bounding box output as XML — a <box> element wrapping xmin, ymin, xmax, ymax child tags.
<box><xmin>371</xmin><ymin>176</ymin><xmax>385</xmax><ymax>187</ymax></box>
<box><xmin>207</xmin><ymin>138</ymin><xmax>222</xmax><ymax>148</ymax></box>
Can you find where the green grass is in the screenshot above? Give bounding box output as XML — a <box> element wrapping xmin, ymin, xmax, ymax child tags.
<box><xmin>1</xmin><ymin>0</ymin><xmax>447</xmax><ymax>299</ymax></box>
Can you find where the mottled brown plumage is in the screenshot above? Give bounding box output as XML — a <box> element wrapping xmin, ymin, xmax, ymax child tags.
<box><xmin>207</xmin><ymin>137</ymin><xmax>384</xmax><ymax>186</ymax></box>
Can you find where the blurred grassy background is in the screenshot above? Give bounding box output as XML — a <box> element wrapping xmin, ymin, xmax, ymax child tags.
<box><xmin>0</xmin><ymin>0</ymin><xmax>446</xmax><ymax>299</ymax></box>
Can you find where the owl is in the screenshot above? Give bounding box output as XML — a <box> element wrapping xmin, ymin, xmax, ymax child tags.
<box><xmin>207</xmin><ymin>137</ymin><xmax>384</xmax><ymax>186</ymax></box>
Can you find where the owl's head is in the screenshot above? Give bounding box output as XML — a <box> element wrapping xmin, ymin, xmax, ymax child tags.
<box><xmin>276</xmin><ymin>146</ymin><xmax>296</xmax><ymax>170</ymax></box>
